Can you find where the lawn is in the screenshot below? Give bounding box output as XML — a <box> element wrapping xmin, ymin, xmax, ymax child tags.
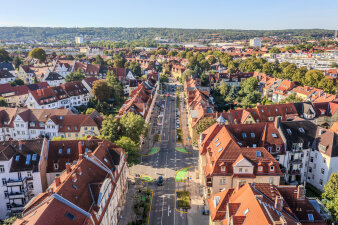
<box><xmin>176</xmin><ymin>191</ymin><xmax>190</xmax><ymax>209</ymax></box>
<box><xmin>175</xmin><ymin>147</ymin><xmax>189</xmax><ymax>153</ymax></box>
<box><xmin>140</xmin><ymin>175</ymin><xmax>154</xmax><ymax>182</ymax></box>
<box><xmin>175</xmin><ymin>167</ymin><xmax>191</xmax><ymax>182</ymax></box>
<box><xmin>148</xmin><ymin>147</ymin><xmax>159</xmax><ymax>155</ymax></box>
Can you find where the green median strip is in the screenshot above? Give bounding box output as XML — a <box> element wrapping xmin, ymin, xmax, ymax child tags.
<box><xmin>175</xmin><ymin>167</ymin><xmax>191</xmax><ymax>182</ymax></box>
<box><xmin>143</xmin><ymin>147</ymin><xmax>160</xmax><ymax>156</ymax></box>
<box><xmin>175</xmin><ymin>147</ymin><xmax>189</xmax><ymax>153</ymax></box>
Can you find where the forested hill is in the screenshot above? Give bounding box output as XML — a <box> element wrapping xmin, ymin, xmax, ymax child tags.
<box><xmin>0</xmin><ymin>27</ymin><xmax>334</xmax><ymax>42</ymax></box>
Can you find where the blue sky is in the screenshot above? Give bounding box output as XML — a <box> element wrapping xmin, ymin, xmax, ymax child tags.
<box><xmin>0</xmin><ymin>0</ymin><xmax>337</xmax><ymax>29</ymax></box>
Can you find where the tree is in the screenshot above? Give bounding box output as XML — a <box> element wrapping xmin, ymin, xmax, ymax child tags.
<box><xmin>160</xmin><ymin>74</ymin><xmax>169</xmax><ymax>83</ymax></box>
<box><xmin>13</xmin><ymin>56</ymin><xmax>22</xmax><ymax>69</ymax></box>
<box><xmin>238</xmin><ymin>77</ymin><xmax>260</xmax><ymax>107</ymax></box>
<box><xmin>322</xmin><ymin>172</ymin><xmax>338</xmax><ymax>220</ymax></box>
<box><xmin>279</xmin><ymin>93</ymin><xmax>303</xmax><ymax>103</ymax></box>
<box><xmin>227</xmin><ymin>61</ymin><xmax>236</xmax><ymax>74</ymax></box>
<box><xmin>99</xmin><ymin>115</ymin><xmax>122</xmax><ymax>142</ymax></box>
<box><xmin>0</xmin><ymin>48</ymin><xmax>12</xmax><ymax>62</ymax></box>
<box><xmin>125</xmin><ymin>61</ymin><xmax>142</xmax><ymax>77</ymax></box>
<box><xmin>304</xmin><ymin>70</ymin><xmax>325</xmax><ymax>87</ymax></box>
<box><xmin>218</xmin><ymin>81</ymin><xmax>229</xmax><ymax>97</ymax></box>
<box><xmin>92</xmin><ymin>80</ymin><xmax>112</xmax><ymax>101</ymax></box>
<box><xmin>85</xmin><ymin>108</ymin><xmax>96</xmax><ymax>114</ymax></box>
<box><xmin>3</xmin><ymin>216</ymin><xmax>20</xmax><ymax>224</ymax></box>
<box><xmin>194</xmin><ymin>117</ymin><xmax>216</xmax><ymax>135</ymax></box>
<box><xmin>330</xmin><ymin>62</ymin><xmax>338</xmax><ymax>68</ymax></box>
<box><xmin>262</xmin><ymin>62</ymin><xmax>273</xmax><ymax>75</ymax></box>
<box><xmin>106</xmin><ymin>70</ymin><xmax>123</xmax><ymax>104</ymax></box>
<box><xmin>201</xmin><ymin>71</ymin><xmax>209</xmax><ymax>86</ymax></box>
<box><xmin>120</xmin><ymin>112</ymin><xmax>147</xmax><ymax>143</ymax></box>
<box><xmin>281</xmin><ymin>64</ymin><xmax>297</xmax><ymax>80</ymax></box>
<box><xmin>65</xmin><ymin>70</ymin><xmax>85</xmax><ymax>82</ymax></box>
<box><xmin>292</xmin><ymin>67</ymin><xmax>307</xmax><ymax>85</ymax></box>
<box><xmin>0</xmin><ymin>97</ymin><xmax>8</xmax><ymax>106</ymax></box>
<box><xmin>269</xmin><ymin>47</ymin><xmax>280</xmax><ymax>53</ymax></box>
<box><xmin>94</xmin><ymin>55</ymin><xmax>104</xmax><ymax>65</ymax></box>
<box><xmin>113</xmin><ymin>57</ymin><xmax>126</xmax><ymax>68</ymax></box>
<box><xmin>29</xmin><ymin>48</ymin><xmax>46</xmax><ymax>62</ymax></box>
<box><xmin>9</xmin><ymin>79</ymin><xmax>25</xmax><ymax>87</ymax></box>
<box><xmin>318</xmin><ymin>78</ymin><xmax>337</xmax><ymax>94</ymax></box>
<box><xmin>116</xmin><ymin>136</ymin><xmax>140</xmax><ymax>166</ymax></box>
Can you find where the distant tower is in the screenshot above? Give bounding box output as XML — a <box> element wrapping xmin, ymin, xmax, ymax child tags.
<box><xmin>335</xmin><ymin>30</ymin><xmax>338</xmax><ymax>41</ymax></box>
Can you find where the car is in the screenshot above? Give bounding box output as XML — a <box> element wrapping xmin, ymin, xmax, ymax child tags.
<box><xmin>176</xmin><ymin>124</ymin><xmax>179</xmax><ymax>129</ymax></box>
<box><xmin>202</xmin><ymin>205</ymin><xmax>209</xmax><ymax>215</ymax></box>
<box><xmin>156</xmin><ymin>176</ymin><xmax>163</xmax><ymax>186</ymax></box>
<box><xmin>167</xmin><ymin>93</ymin><xmax>170</xmax><ymax>97</ymax></box>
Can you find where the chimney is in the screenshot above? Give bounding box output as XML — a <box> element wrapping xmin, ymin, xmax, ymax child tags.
<box><xmin>297</xmin><ymin>185</ymin><xmax>305</xmax><ymax>199</ymax></box>
<box><xmin>274</xmin><ymin>196</ymin><xmax>283</xmax><ymax>211</ymax></box>
<box><xmin>78</xmin><ymin>141</ymin><xmax>83</xmax><ymax>159</ymax></box>
<box><xmin>274</xmin><ymin>116</ymin><xmax>281</xmax><ymax>129</ymax></box>
<box><xmin>66</xmin><ymin>163</ymin><xmax>71</xmax><ymax>174</ymax></box>
<box><xmin>55</xmin><ymin>176</ymin><xmax>61</xmax><ymax>187</ymax></box>
<box><xmin>77</xmin><ymin>167</ymin><xmax>82</xmax><ymax>175</ymax></box>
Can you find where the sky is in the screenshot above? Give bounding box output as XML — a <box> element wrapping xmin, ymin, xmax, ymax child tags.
<box><xmin>0</xmin><ymin>0</ymin><xmax>337</xmax><ymax>30</ymax></box>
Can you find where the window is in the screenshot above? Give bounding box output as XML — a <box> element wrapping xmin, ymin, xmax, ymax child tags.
<box><xmin>243</xmin><ymin>208</ymin><xmax>249</xmax><ymax>215</ymax></box>
<box><xmin>272</xmin><ymin>133</ymin><xmax>277</xmax><ymax>138</ymax></box>
<box><xmin>309</xmin><ymin>167</ymin><xmax>312</xmax><ymax>173</ymax></box>
<box><xmin>268</xmin><ymin>147</ymin><xmax>272</xmax><ymax>152</ymax></box>
<box><xmin>67</xmin><ymin>148</ymin><xmax>71</xmax><ymax>154</ymax></box>
<box><xmin>72</xmin><ymin>184</ymin><xmax>78</xmax><ymax>190</ymax></box>
<box><xmin>32</xmin><ymin>154</ymin><xmax>37</xmax><ymax>161</ymax></box>
<box><xmin>54</xmin><ymin>163</ymin><xmax>58</xmax><ymax>170</ymax></box>
<box><xmin>27</xmin><ymin>171</ymin><xmax>32</xmax><ymax>177</ymax></box>
<box><xmin>250</xmin><ymin>133</ymin><xmax>255</xmax><ymax>138</ymax></box>
<box><xmin>258</xmin><ymin>166</ymin><xmax>263</xmax><ymax>172</ymax></box>
<box><xmin>256</xmin><ymin>151</ymin><xmax>262</xmax><ymax>157</ymax></box>
<box><xmin>239</xmin><ymin>168</ymin><xmax>243</xmax><ymax>172</ymax></box>
<box><xmin>67</xmin><ymin>126</ymin><xmax>71</xmax><ymax>130</ymax></box>
<box><xmin>242</xmin><ymin>133</ymin><xmax>247</xmax><ymax>138</ymax></box>
<box><xmin>276</xmin><ymin>146</ymin><xmax>281</xmax><ymax>151</ymax></box>
<box><xmin>287</xmin><ymin>129</ymin><xmax>292</xmax><ymax>135</ymax></box>
<box><xmin>323</xmin><ymin>158</ymin><xmax>326</xmax><ymax>163</ymax></box>
<box><xmin>268</xmin><ymin>117</ymin><xmax>274</xmax><ymax>121</ymax></box>
<box><xmin>269</xmin><ymin>177</ymin><xmax>274</xmax><ymax>184</ymax></box>
<box><xmin>28</xmin><ymin>182</ymin><xmax>34</xmax><ymax>189</ymax></box>
<box><xmin>321</xmin><ymin>168</ymin><xmax>325</xmax><ymax>175</ymax></box>
<box><xmin>218</xmin><ymin>147</ymin><xmax>223</xmax><ymax>153</ymax></box>
<box><xmin>310</xmin><ymin>157</ymin><xmax>313</xmax><ymax>163</ymax></box>
<box><xmin>65</xmin><ymin>212</ymin><xmax>76</xmax><ymax>221</ymax></box>
<box><xmin>308</xmin><ymin>214</ymin><xmax>314</xmax><ymax>221</ymax></box>
<box><xmin>299</xmin><ymin>128</ymin><xmax>305</xmax><ymax>133</ymax></box>
<box><xmin>15</xmin><ymin>155</ymin><xmax>20</xmax><ymax>161</ymax></box>
<box><xmin>0</xmin><ymin>165</ymin><xmax>4</xmax><ymax>173</ymax></box>
<box><xmin>216</xmin><ymin>142</ymin><xmax>221</xmax><ymax>147</ymax></box>
<box><xmin>2</xmin><ymin>178</ymin><xmax>6</xmax><ymax>186</ymax></box>
<box><xmin>220</xmin><ymin>178</ymin><xmax>226</xmax><ymax>185</ymax></box>
<box><xmin>319</xmin><ymin>179</ymin><xmax>323</xmax><ymax>186</ymax></box>
<box><xmin>214</xmin><ymin>138</ymin><xmax>219</xmax><ymax>142</ymax></box>
<box><xmin>270</xmin><ymin>166</ymin><xmax>274</xmax><ymax>171</ymax></box>
<box><xmin>58</xmin><ymin>149</ymin><xmax>62</xmax><ymax>154</ymax></box>
<box><xmin>221</xmin><ymin>166</ymin><xmax>226</xmax><ymax>172</ymax></box>
<box><xmin>4</xmin><ymin>191</ymin><xmax>8</xmax><ymax>198</ymax></box>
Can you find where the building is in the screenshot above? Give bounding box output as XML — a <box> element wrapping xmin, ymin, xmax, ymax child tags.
<box><xmin>198</xmin><ymin>117</ymin><xmax>282</xmax><ymax>198</ymax></box>
<box><xmin>25</xmin><ymin>81</ymin><xmax>90</xmax><ymax>109</ymax></box>
<box><xmin>14</xmin><ymin>137</ymin><xmax>128</xmax><ymax>225</ymax></box>
<box><xmin>0</xmin><ymin>139</ymin><xmax>48</xmax><ymax>219</ymax></box>
<box><xmin>43</xmin><ymin>72</ymin><xmax>65</xmax><ymax>87</ymax></box>
<box><xmin>208</xmin><ymin>183</ymin><xmax>327</xmax><ymax>225</ymax></box>
<box><xmin>249</xmin><ymin>38</ymin><xmax>262</xmax><ymax>48</ymax></box>
<box><xmin>75</xmin><ymin>37</ymin><xmax>84</xmax><ymax>44</ymax></box>
<box><xmin>0</xmin><ymin>69</ymin><xmax>15</xmax><ymax>84</ymax></box>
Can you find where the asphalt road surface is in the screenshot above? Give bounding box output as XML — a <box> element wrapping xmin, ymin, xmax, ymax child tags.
<box><xmin>140</xmin><ymin>83</ymin><xmax>195</xmax><ymax>225</ymax></box>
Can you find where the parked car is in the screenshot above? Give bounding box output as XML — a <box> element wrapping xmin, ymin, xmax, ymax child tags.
<box><xmin>157</xmin><ymin>176</ymin><xmax>163</xmax><ymax>186</ymax></box>
<box><xmin>202</xmin><ymin>205</ymin><xmax>209</xmax><ymax>215</ymax></box>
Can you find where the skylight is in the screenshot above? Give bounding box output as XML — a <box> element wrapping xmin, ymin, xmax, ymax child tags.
<box><xmin>299</xmin><ymin>128</ymin><xmax>305</xmax><ymax>133</ymax></box>
<box><xmin>58</xmin><ymin>148</ymin><xmax>62</xmax><ymax>154</ymax></box>
<box><xmin>216</xmin><ymin>142</ymin><xmax>221</xmax><ymax>147</ymax></box>
<box><xmin>242</xmin><ymin>133</ymin><xmax>247</xmax><ymax>138</ymax></box>
<box><xmin>287</xmin><ymin>129</ymin><xmax>292</xmax><ymax>134</ymax></box>
<box><xmin>65</xmin><ymin>212</ymin><xmax>76</xmax><ymax>221</ymax></box>
<box><xmin>308</xmin><ymin>214</ymin><xmax>314</xmax><ymax>221</ymax></box>
<box><xmin>243</xmin><ymin>208</ymin><xmax>249</xmax><ymax>215</ymax></box>
<box><xmin>272</xmin><ymin>133</ymin><xmax>278</xmax><ymax>138</ymax></box>
<box><xmin>15</xmin><ymin>155</ymin><xmax>20</xmax><ymax>161</ymax></box>
<box><xmin>67</xmin><ymin>148</ymin><xmax>71</xmax><ymax>154</ymax></box>
<box><xmin>250</xmin><ymin>133</ymin><xmax>255</xmax><ymax>138</ymax></box>
<box><xmin>218</xmin><ymin>147</ymin><xmax>223</xmax><ymax>153</ymax></box>
<box><xmin>25</xmin><ymin>154</ymin><xmax>31</xmax><ymax>165</ymax></box>
<box><xmin>214</xmin><ymin>138</ymin><xmax>219</xmax><ymax>143</ymax></box>
<box><xmin>32</xmin><ymin>154</ymin><xmax>37</xmax><ymax>161</ymax></box>
<box><xmin>256</xmin><ymin>151</ymin><xmax>262</xmax><ymax>157</ymax></box>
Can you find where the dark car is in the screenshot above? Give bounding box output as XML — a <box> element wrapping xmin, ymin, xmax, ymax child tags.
<box><xmin>157</xmin><ymin>176</ymin><xmax>163</xmax><ymax>186</ymax></box>
<box><xmin>202</xmin><ymin>205</ymin><xmax>209</xmax><ymax>215</ymax></box>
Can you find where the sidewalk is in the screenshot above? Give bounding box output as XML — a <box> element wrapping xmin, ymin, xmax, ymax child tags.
<box><xmin>117</xmin><ymin>180</ymin><xmax>136</xmax><ymax>225</ymax></box>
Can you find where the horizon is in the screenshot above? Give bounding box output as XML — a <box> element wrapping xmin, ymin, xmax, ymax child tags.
<box><xmin>0</xmin><ymin>0</ymin><xmax>337</xmax><ymax>30</ymax></box>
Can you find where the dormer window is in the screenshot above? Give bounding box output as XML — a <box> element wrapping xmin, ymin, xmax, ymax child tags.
<box><xmin>276</xmin><ymin>146</ymin><xmax>281</xmax><ymax>151</ymax></box>
<box><xmin>242</xmin><ymin>133</ymin><xmax>247</xmax><ymax>138</ymax></box>
<box><xmin>67</xmin><ymin>126</ymin><xmax>71</xmax><ymax>130</ymax></box>
<box><xmin>58</xmin><ymin>149</ymin><xmax>62</xmax><ymax>154</ymax></box>
<box><xmin>54</xmin><ymin>163</ymin><xmax>59</xmax><ymax>170</ymax></box>
<box><xmin>221</xmin><ymin>166</ymin><xmax>226</xmax><ymax>172</ymax></box>
<box><xmin>268</xmin><ymin>117</ymin><xmax>274</xmax><ymax>121</ymax></box>
<box><xmin>256</xmin><ymin>151</ymin><xmax>262</xmax><ymax>157</ymax></box>
<box><xmin>250</xmin><ymin>133</ymin><xmax>255</xmax><ymax>138</ymax></box>
<box><xmin>272</xmin><ymin>133</ymin><xmax>277</xmax><ymax>138</ymax></box>
<box><xmin>258</xmin><ymin>166</ymin><xmax>263</xmax><ymax>172</ymax></box>
<box><xmin>270</xmin><ymin>166</ymin><xmax>275</xmax><ymax>171</ymax></box>
<box><xmin>67</xmin><ymin>148</ymin><xmax>71</xmax><ymax>154</ymax></box>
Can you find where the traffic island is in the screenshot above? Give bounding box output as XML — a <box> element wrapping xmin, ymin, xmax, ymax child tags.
<box><xmin>175</xmin><ymin>147</ymin><xmax>190</xmax><ymax>153</ymax></box>
<box><xmin>175</xmin><ymin>167</ymin><xmax>191</xmax><ymax>182</ymax></box>
<box><xmin>140</xmin><ymin>175</ymin><xmax>154</xmax><ymax>182</ymax></box>
<box><xmin>175</xmin><ymin>190</ymin><xmax>190</xmax><ymax>213</ymax></box>
<box><xmin>133</xmin><ymin>189</ymin><xmax>153</xmax><ymax>225</ymax></box>
<box><xmin>143</xmin><ymin>147</ymin><xmax>160</xmax><ymax>156</ymax></box>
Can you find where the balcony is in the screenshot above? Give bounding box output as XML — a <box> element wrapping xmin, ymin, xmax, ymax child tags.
<box><xmin>7</xmin><ymin>203</ymin><xmax>24</xmax><ymax>212</ymax></box>
<box><xmin>291</xmin><ymin>159</ymin><xmax>302</xmax><ymax>164</ymax></box>
<box><xmin>6</xmin><ymin>179</ymin><xmax>24</xmax><ymax>186</ymax></box>
<box><xmin>8</xmin><ymin>191</ymin><xmax>26</xmax><ymax>199</ymax></box>
<box><xmin>290</xmin><ymin>170</ymin><xmax>301</xmax><ymax>175</ymax></box>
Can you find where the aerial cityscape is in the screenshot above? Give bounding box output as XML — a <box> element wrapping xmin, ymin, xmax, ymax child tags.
<box><xmin>0</xmin><ymin>1</ymin><xmax>337</xmax><ymax>225</ymax></box>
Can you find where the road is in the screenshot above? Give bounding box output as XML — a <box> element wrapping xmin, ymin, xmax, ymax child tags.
<box><xmin>133</xmin><ymin>81</ymin><xmax>196</xmax><ymax>225</ymax></box>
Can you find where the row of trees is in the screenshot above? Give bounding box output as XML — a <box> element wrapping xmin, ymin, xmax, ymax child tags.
<box><xmin>99</xmin><ymin>112</ymin><xmax>148</xmax><ymax>166</ymax></box>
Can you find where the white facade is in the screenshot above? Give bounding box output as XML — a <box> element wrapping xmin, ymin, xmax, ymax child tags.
<box><xmin>75</xmin><ymin>37</ymin><xmax>84</xmax><ymax>44</ymax></box>
<box><xmin>249</xmin><ymin>38</ymin><xmax>262</xmax><ymax>48</ymax></box>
